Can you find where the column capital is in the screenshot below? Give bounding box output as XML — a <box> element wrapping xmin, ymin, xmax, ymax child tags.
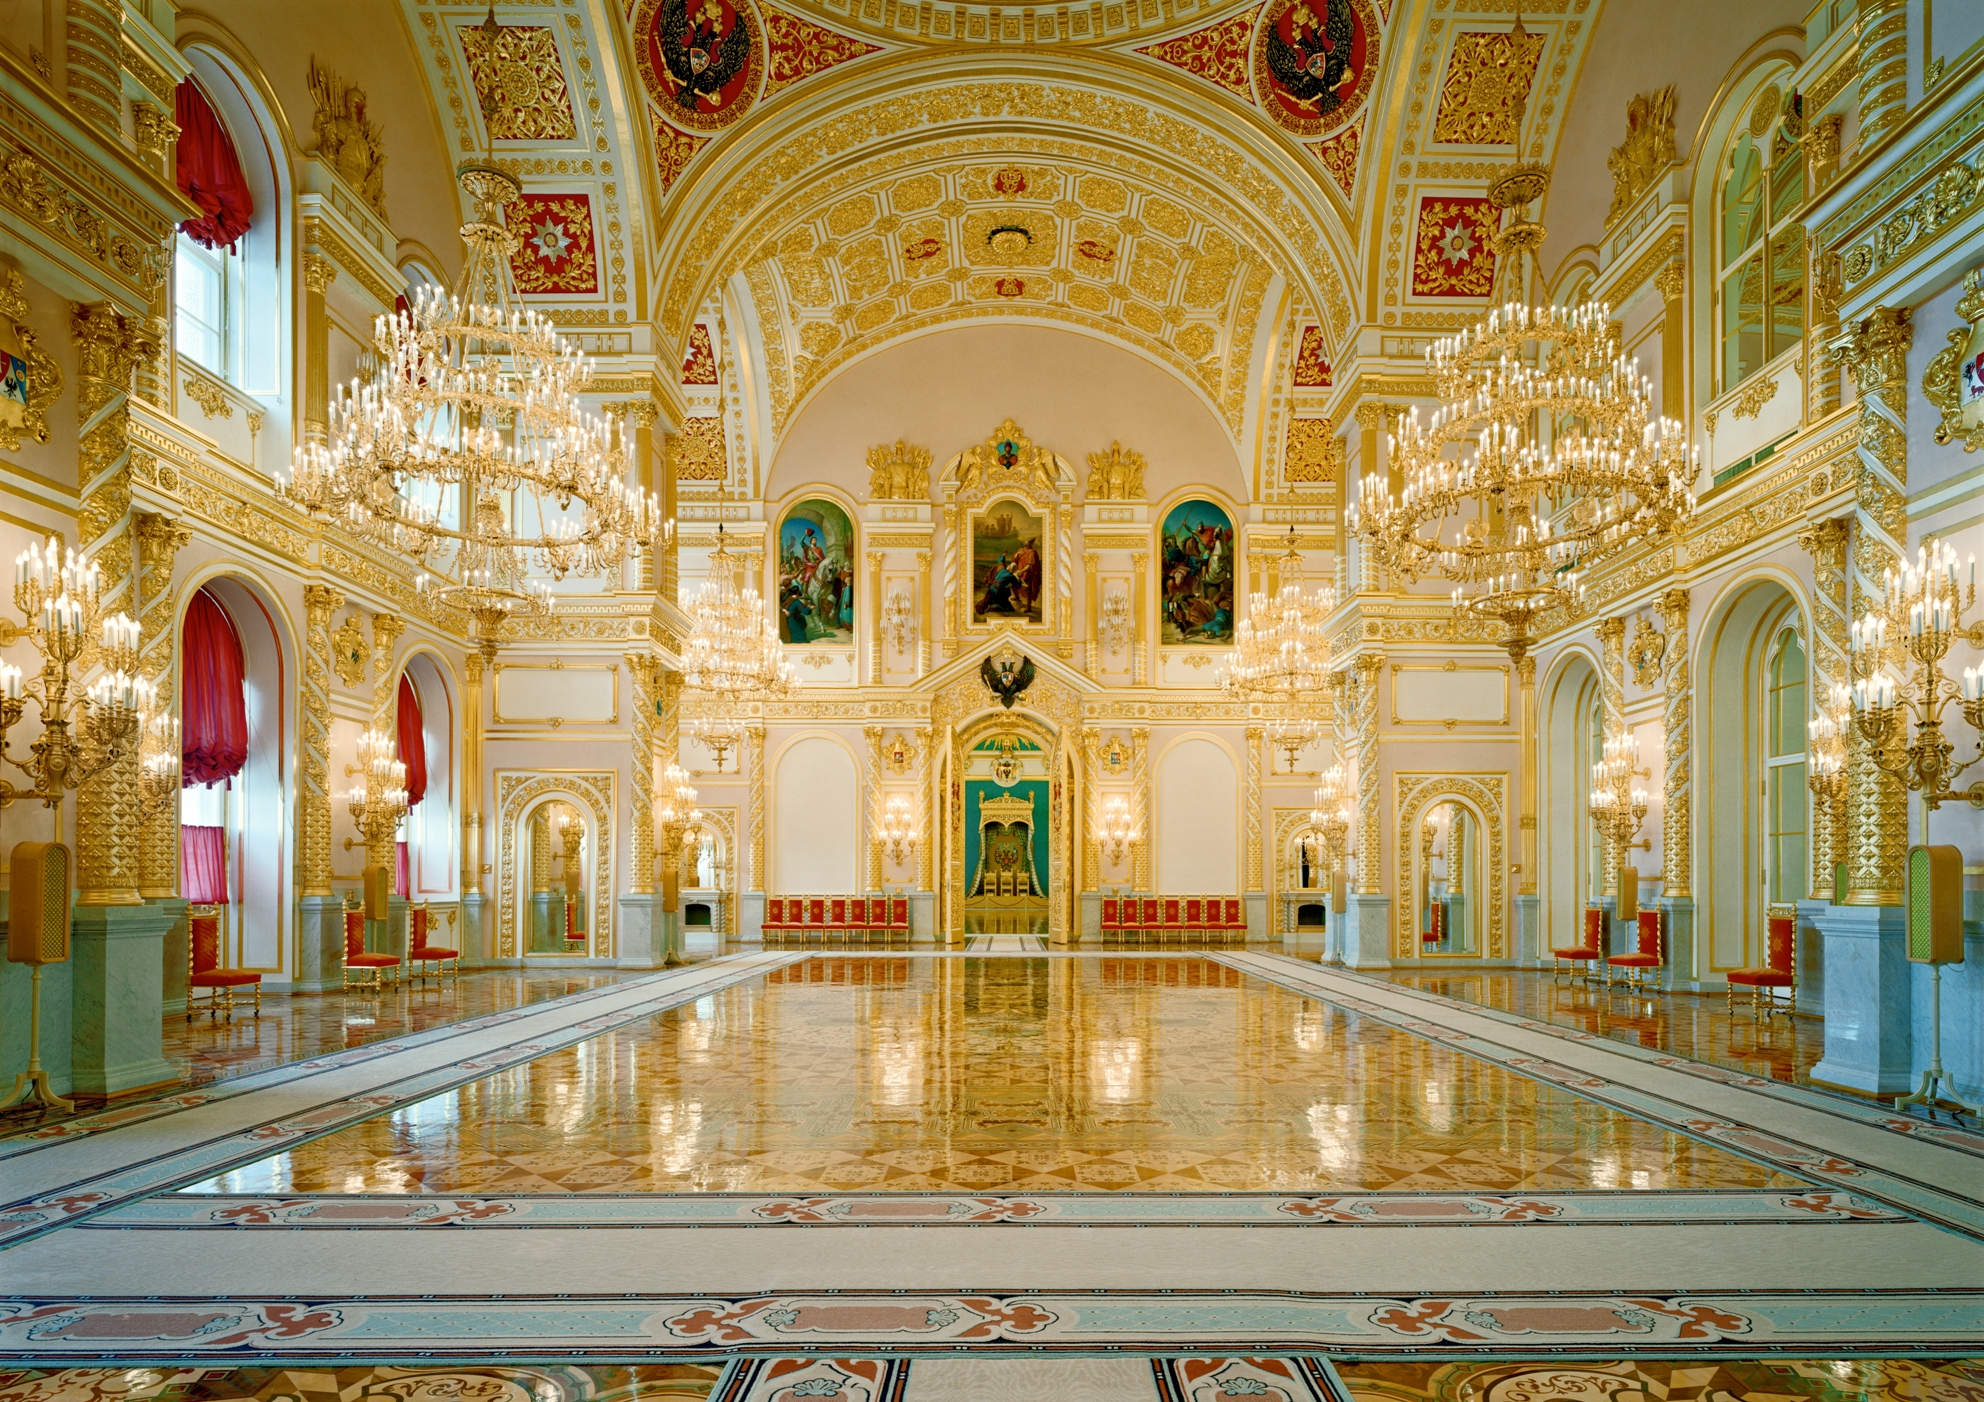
<box><xmin>1837</xmin><ymin>306</ymin><xmax>1912</xmax><ymax>396</ymax></box>
<box><xmin>303</xmin><ymin>254</ymin><xmax>339</xmax><ymax>295</ymax></box>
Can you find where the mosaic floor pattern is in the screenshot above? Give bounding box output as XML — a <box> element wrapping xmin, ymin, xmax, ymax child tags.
<box><xmin>185</xmin><ymin>956</ymin><xmax>1803</xmax><ymax>1196</ymax></box>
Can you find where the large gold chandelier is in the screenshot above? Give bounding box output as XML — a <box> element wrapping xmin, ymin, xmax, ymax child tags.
<box><xmin>278</xmin><ymin>165</ymin><xmax>658</xmax><ymax>642</ymax></box>
<box><xmin>1349</xmin><ymin>154</ymin><xmax>1697</xmax><ymax>657</ymax></box>
<box><xmin>682</xmin><ymin>527</ymin><xmax>795</xmax><ymax>761</ymax></box>
<box><xmin>1218</xmin><ymin>528</ymin><xmax>1335</xmax><ymax>700</ymax></box>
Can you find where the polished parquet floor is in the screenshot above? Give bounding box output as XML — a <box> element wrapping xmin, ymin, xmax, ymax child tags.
<box><xmin>187</xmin><ymin>954</ymin><xmax>1802</xmax><ymax>1196</ymax></box>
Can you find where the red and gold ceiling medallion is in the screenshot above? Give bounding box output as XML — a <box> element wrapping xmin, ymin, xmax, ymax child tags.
<box><xmin>1251</xmin><ymin>0</ymin><xmax>1380</xmax><ymax>140</ymax></box>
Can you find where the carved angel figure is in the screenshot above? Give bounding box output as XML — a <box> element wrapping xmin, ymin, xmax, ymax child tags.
<box><xmin>309</xmin><ymin>60</ymin><xmax>388</xmax><ymax>215</ymax></box>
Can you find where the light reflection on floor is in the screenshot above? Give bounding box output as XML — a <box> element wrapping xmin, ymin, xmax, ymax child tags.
<box><xmin>186</xmin><ymin>955</ymin><xmax>1804</xmax><ymax>1197</ymax></box>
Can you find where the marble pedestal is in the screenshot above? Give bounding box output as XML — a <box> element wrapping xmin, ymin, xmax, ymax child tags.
<box><xmin>459</xmin><ymin>891</ymin><xmax>492</xmax><ymax>965</ymax></box>
<box><xmin>1656</xmin><ymin>897</ymin><xmax>1696</xmax><ymax>991</ymax></box>
<box><xmin>739</xmin><ymin>890</ymin><xmax>765</xmax><ymax>944</ymax></box>
<box><xmin>1809</xmin><ymin>903</ymin><xmax>1913</xmax><ymax>1095</ymax></box>
<box><xmin>1513</xmin><ymin>893</ymin><xmax>1541</xmax><ymax>966</ymax></box>
<box><xmin>153</xmin><ymin>896</ymin><xmax>189</xmax><ymax>1014</ymax></box>
<box><xmin>294</xmin><ymin>895</ymin><xmax>347</xmax><ymax>993</ymax></box>
<box><xmin>70</xmin><ymin>903</ymin><xmax>177</xmax><ymax>1098</ymax></box>
<box><xmin>1244</xmin><ymin>891</ymin><xmax>1269</xmax><ymax>943</ymax></box>
<box><xmin>1338</xmin><ymin>893</ymin><xmax>1393</xmax><ymax>967</ymax></box>
<box><xmin>616</xmin><ymin>893</ymin><xmax>680</xmax><ymax>968</ymax></box>
<box><xmin>908</xmin><ymin>890</ymin><xmax>938</xmax><ymax>943</ymax></box>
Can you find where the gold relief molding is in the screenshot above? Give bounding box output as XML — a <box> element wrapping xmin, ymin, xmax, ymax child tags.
<box><xmin>182</xmin><ymin>374</ymin><xmax>233</xmax><ymax>420</ymax></box>
<box><xmin>301</xmin><ymin>583</ymin><xmax>344</xmax><ymax>896</ymax></box>
<box><xmin>868</xmin><ymin>440</ymin><xmax>933</xmax><ymax>500</ymax></box>
<box><xmin>1655</xmin><ymin>587</ymin><xmax>1691</xmax><ymax>900</ymax></box>
<box><xmin>1728</xmin><ymin>373</ymin><xmax>1779</xmax><ymax>421</ymax></box>
<box><xmin>0</xmin><ymin>136</ymin><xmax>173</xmax><ymax>300</ymax></box>
<box><xmin>1605</xmin><ymin>86</ymin><xmax>1677</xmax><ymax>227</ymax></box>
<box><xmin>330</xmin><ymin>613</ymin><xmax>369</xmax><ymax>688</ymax></box>
<box><xmin>1392</xmin><ymin>772</ymin><xmax>1506</xmax><ymax>961</ymax></box>
<box><xmin>1084</xmin><ymin>441</ymin><xmax>1147</xmax><ymax>501</ymax></box>
<box><xmin>1625</xmin><ymin>615</ymin><xmax>1666</xmax><ymax>688</ymax></box>
<box><xmin>0</xmin><ymin>270</ymin><xmax>60</xmax><ymax>451</ymax></box>
<box><xmin>1923</xmin><ymin>269</ymin><xmax>1984</xmax><ymax>453</ymax></box>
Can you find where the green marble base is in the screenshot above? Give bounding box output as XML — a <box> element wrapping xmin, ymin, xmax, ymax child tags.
<box><xmin>70</xmin><ymin>902</ymin><xmax>177</xmax><ymax>1097</ymax></box>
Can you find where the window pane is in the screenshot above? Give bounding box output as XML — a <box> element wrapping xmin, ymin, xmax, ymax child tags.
<box><xmin>1770</xmin><ymin>144</ymin><xmax>1805</xmax><ymax>223</ymax></box>
<box><xmin>175</xmin><ymin>238</ymin><xmax>224</xmax><ymax>375</ymax></box>
<box><xmin>1770</xmin><ymin>226</ymin><xmax>1805</xmax><ymax>359</ymax></box>
<box><xmin>1721</xmin><ymin>257</ymin><xmax>1765</xmax><ymax>389</ymax></box>
<box><xmin>1722</xmin><ymin>135</ymin><xmax>1764</xmax><ymax>268</ymax></box>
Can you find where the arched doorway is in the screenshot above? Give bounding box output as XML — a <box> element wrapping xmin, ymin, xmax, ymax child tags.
<box><xmin>946</xmin><ymin>711</ymin><xmax>1073</xmax><ymax>940</ymax></box>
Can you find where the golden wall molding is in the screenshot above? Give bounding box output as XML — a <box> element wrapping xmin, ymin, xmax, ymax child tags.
<box><xmin>1605</xmin><ymin>86</ymin><xmax>1677</xmax><ymax>227</ymax></box>
<box><xmin>300</xmin><ymin>584</ymin><xmax>345</xmax><ymax>897</ymax></box>
<box><xmin>1084</xmin><ymin>442</ymin><xmax>1147</xmax><ymax>501</ymax></box>
<box><xmin>1655</xmin><ymin>587</ymin><xmax>1692</xmax><ymax>901</ymax></box>
<box><xmin>1393</xmin><ymin>772</ymin><xmax>1506</xmax><ymax>960</ymax></box>
<box><xmin>1922</xmin><ymin>269</ymin><xmax>1984</xmax><ymax>453</ymax></box>
<box><xmin>1824</xmin><ymin>94</ymin><xmax>1984</xmax><ymax>293</ymax></box>
<box><xmin>1244</xmin><ymin>724</ymin><xmax>1263</xmax><ymax>892</ymax></box>
<box><xmin>134</xmin><ymin>511</ymin><xmax>191</xmax><ymax>897</ymax></box>
<box><xmin>626</xmin><ymin>654</ymin><xmax>659</xmax><ymax>896</ymax></box>
<box><xmin>1798</xmin><ymin>516</ymin><xmax>1851</xmax><ymax>896</ymax></box>
<box><xmin>1728</xmin><ymin>373</ymin><xmax>1780</xmax><ymax>421</ymax></box>
<box><xmin>867</xmin><ymin>440</ymin><xmax>933</xmax><ymax>500</ymax></box>
<box><xmin>1353</xmin><ymin>652</ymin><xmax>1383</xmax><ymax>895</ymax></box>
<box><xmin>494</xmin><ymin>769</ymin><xmax>616</xmax><ymax>959</ymax></box>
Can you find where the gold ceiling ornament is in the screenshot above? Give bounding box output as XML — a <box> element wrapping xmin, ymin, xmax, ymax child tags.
<box><xmin>1216</xmin><ymin>526</ymin><xmax>1334</xmax><ymax>701</ymax></box>
<box><xmin>1084</xmin><ymin>441</ymin><xmax>1146</xmax><ymax>501</ymax></box>
<box><xmin>277</xmin><ymin>164</ymin><xmax>662</xmax><ymax>651</ymax></box>
<box><xmin>867</xmin><ymin>440</ymin><xmax>932</xmax><ymax>500</ymax></box>
<box><xmin>1350</xmin><ymin>35</ymin><xmax>1696</xmax><ymax>662</ymax></box>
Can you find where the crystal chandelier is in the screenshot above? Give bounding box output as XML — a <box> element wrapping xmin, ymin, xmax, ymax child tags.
<box><xmin>1348</xmin><ymin>130</ymin><xmax>1696</xmax><ymax>659</ymax></box>
<box><xmin>1589</xmin><ymin>725</ymin><xmax>1650</xmax><ymax>893</ymax></box>
<box><xmin>1305</xmin><ymin>762</ymin><xmax>1352</xmax><ymax>880</ymax></box>
<box><xmin>881</xmin><ymin>792</ymin><xmax>919</xmax><ymax>866</ymax></box>
<box><xmin>345</xmin><ymin>724</ymin><xmax>409</xmax><ymax>867</ymax></box>
<box><xmin>278</xmin><ymin>165</ymin><xmax>659</xmax><ymax>644</ymax></box>
<box><xmin>1217</xmin><ymin>528</ymin><xmax>1335</xmax><ymax>700</ymax></box>
<box><xmin>681</xmin><ymin>526</ymin><xmax>796</xmax><ymax>755</ymax></box>
<box><xmin>1848</xmin><ymin>541</ymin><xmax>1984</xmax><ymax>810</ymax></box>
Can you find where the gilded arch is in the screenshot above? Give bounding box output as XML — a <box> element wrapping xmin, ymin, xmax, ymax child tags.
<box><xmin>1392</xmin><ymin>773</ymin><xmax>1507</xmax><ymax>961</ymax></box>
<box><xmin>495</xmin><ymin>770</ymin><xmax>617</xmax><ymax>960</ymax></box>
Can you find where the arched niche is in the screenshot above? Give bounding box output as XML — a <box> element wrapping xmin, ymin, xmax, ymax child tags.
<box><xmin>397</xmin><ymin>649</ymin><xmax>458</xmax><ymax>901</ymax></box>
<box><xmin>772</xmin><ymin>734</ymin><xmax>860</xmax><ymax>892</ymax></box>
<box><xmin>1541</xmin><ymin>648</ymin><xmax>1602</xmax><ymax>961</ymax></box>
<box><xmin>1700</xmin><ymin>575</ymin><xmax>1806</xmax><ymax>981</ymax></box>
<box><xmin>1154</xmin><ymin>735</ymin><xmax>1238</xmax><ymax>894</ymax></box>
<box><xmin>494</xmin><ymin>770</ymin><xmax>615</xmax><ymax>960</ymax></box>
<box><xmin>177</xmin><ymin>572</ymin><xmax>296</xmax><ymax>979</ymax></box>
<box><xmin>1392</xmin><ymin>776</ymin><xmax>1507</xmax><ymax>962</ymax></box>
<box><xmin>766</xmin><ymin>325</ymin><xmax>1245</xmax><ymax>508</ymax></box>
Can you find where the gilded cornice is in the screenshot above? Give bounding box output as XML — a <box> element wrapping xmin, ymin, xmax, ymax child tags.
<box><xmin>301</xmin><ymin>210</ymin><xmax>404</xmax><ymax>313</ymax></box>
<box><xmin>1817</xmin><ymin>55</ymin><xmax>1984</xmax><ymax>253</ymax></box>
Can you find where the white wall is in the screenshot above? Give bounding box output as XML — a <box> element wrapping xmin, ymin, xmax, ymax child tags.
<box><xmin>1155</xmin><ymin>737</ymin><xmax>1238</xmax><ymax>893</ymax></box>
<box><xmin>773</xmin><ymin>736</ymin><xmax>860</xmax><ymax>892</ymax></box>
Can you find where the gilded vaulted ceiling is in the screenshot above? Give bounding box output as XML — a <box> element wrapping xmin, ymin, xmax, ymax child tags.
<box><xmin>739</xmin><ymin>153</ymin><xmax>1278</xmax><ymax>435</ymax></box>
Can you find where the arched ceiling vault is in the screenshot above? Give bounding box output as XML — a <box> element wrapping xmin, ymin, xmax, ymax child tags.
<box><xmin>646</xmin><ymin>52</ymin><xmax>1362</xmax><ymax>389</ymax></box>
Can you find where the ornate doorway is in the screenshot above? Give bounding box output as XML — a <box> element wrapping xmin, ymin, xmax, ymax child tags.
<box><xmin>946</xmin><ymin>716</ymin><xmax>1072</xmax><ymax>939</ymax></box>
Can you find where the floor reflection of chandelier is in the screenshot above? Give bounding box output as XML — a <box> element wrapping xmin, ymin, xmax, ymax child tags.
<box><xmin>1349</xmin><ymin>147</ymin><xmax>1696</xmax><ymax>660</ymax></box>
<box><xmin>682</xmin><ymin>526</ymin><xmax>795</xmax><ymax>762</ymax></box>
<box><xmin>1217</xmin><ymin>527</ymin><xmax>1334</xmax><ymax>701</ymax></box>
<box><xmin>277</xmin><ymin>164</ymin><xmax>658</xmax><ymax>646</ymax></box>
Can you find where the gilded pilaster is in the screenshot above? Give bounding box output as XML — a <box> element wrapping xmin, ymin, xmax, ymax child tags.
<box><xmin>866</xmin><ymin>553</ymin><xmax>884</xmax><ymax>684</ymax></box>
<box><xmin>1131</xmin><ymin>552</ymin><xmax>1148</xmax><ymax>686</ymax></box>
<box><xmin>63</xmin><ymin>0</ymin><xmax>124</xmax><ymax>135</ymax></box>
<box><xmin>1353</xmin><ymin>653</ymin><xmax>1384</xmax><ymax>893</ymax></box>
<box><xmin>302</xmin><ymin>255</ymin><xmax>337</xmax><ymax>440</ymax></box>
<box><xmin>1809</xmin><ymin>249</ymin><xmax>1844</xmax><ymax>420</ymax></box>
<box><xmin>1131</xmin><ymin>725</ymin><xmax>1150</xmax><ymax>892</ymax></box>
<box><xmin>365</xmin><ymin>612</ymin><xmax>406</xmax><ymax>870</ymax></box>
<box><xmin>1515</xmin><ymin>653</ymin><xmax>1537</xmax><ymax>895</ymax></box>
<box><xmin>863</xmin><ymin>726</ymin><xmax>883</xmax><ymax>890</ymax></box>
<box><xmin>299</xmin><ymin>584</ymin><xmax>344</xmax><ymax>897</ymax></box>
<box><xmin>1654</xmin><ymin>260</ymin><xmax>1686</xmax><ymax>422</ymax></box>
<box><xmin>1083</xmin><ymin>552</ymin><xmax>1100</xmax><ymax>679</ymax></box>
<box><xmin>135</xmin><ymin>512</ymin><xmax>191</xmax><ymax>898</ymax></box>
<box><xmin>1081</xmin><ymin>727</ymin><xmax>1102</xmax><ymax>889</ymax></box>
<box><xmin>1799</xmin><ymin>517</ymin><xmax>1851</xmax><ymax>896</ymax></box>
<box><xmin>1596</xmin><ymin>616</ymin><xmax>1628</xmax><ymax>898</ymax></box>
<box><xmin>1842</xmin><ymin>308</ymin><xmax>1912</xmax><ymax>905</ymax></box>
<box><xmin>462</xmin><ymin>645</ymin><xmax>488</xmax><ymax>896</ymax></box>
<box><xmin>915</xmin><ymin>553</ymin><xmax>931</xmax><ymax>677</ymax></box>
<box><xmin>1856</xmin><ymin>0</ymin><xmax>1909</xmax><ymax>147</ymax></box>
<box><xmin>915</xmin><ymin>727</ymin><xmax>933</xmax><ymax>892</ymax></box>
<box><xmin>1244</xmin><ymin>724</ymin><xmax>1263</xmax><ymax>891</ymax></box>
<box><xmin>1654</xmin><ymin>589</ymin><xmax>1692</xmax><ymax>899</ymax></box>
<box><xmin>626</xmin><ymin>654</ymin><xmax>658</xmax><ymax>895</ymax></box>
<box><xmin>746</xmin><ymin>723</ymin><xmax>766</xmax><ymax>890</ymax></box>
<box><xmin>73</xmin><ymin>301</ymin><xmax>142</xmax><ymax>907</ymax></box>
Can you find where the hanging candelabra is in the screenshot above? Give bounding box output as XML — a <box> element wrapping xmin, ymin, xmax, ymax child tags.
<box><xmin>344</xmin><ymin>725</ymin><xmax>409</xmax><ymax>869</ymax></box>
<box><xmin>1216</xmin><ymin>527</ymin><xmax>1335</xmax><ymax>701</ymax></box>
<box><xmin>881</xmin><ymin>792</ymin><xmax>919</xmax><ymax>867</ymax></box>
<box><xmin>1848</xmin><ymin>541</ymin><xmax>1984</xmax><ymax>810</ymax></box>
<box><xmin>137</xmin><ymin>711</ymin><xmax>181</xmax><ymax>822</ymax></box>
<box><xmin>278</xmin><ymin>164</ymin><xmax>661</xmax><ymax>633</ymax></box>
<box><xmin>1</xmin><ymin>535</ymin><xmax>152</xmax><ymax>809</ymax></box>
<box><xmin>1304</xmin><ymin>761</ymin><xmax>1353</xmax><ymax>888</ymax></box>
<box><xmin>681</xmin><ymin>526</ymin><xmax>795</xmax><ymax>763</ymax></box>
<box><xmin>1589</xmin><ymin>725</ymin><xmax>1650</xmax><ymax>901</ymax></box>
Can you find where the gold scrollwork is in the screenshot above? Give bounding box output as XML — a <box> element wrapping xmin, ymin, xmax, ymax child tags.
<box><xmin>182</xmin><ymin>374</ymin><xmax>233</xmax><ymax>420</ymax></box>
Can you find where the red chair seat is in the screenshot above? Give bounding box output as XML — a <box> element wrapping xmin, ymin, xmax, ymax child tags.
<box><xmin>1727</xmin><ymin>968</ymin><xmax>1793</xmax><ymax>986</ymax></box>
<box><xmin>347</xmin><ymin>953</ymin><xmax>400</xmax><ymax>968</ymax></box>
<box><xmin>1607</xmin><ymin>953</ymin><xmax>1660</xmax><ymax>967</ymax></box>
<box><xmin>409</xmin><ymin>946</ymin><xmax>459</xmax><ymax>960</ymax></box>
<box><xmin>191</xmin><ymin>970</ymin><xmax>261</xmax><ymax>987</ymax></box>
<box><xmin>1552</xmin><ymin>946</ymin><xmax>1601</xmax><ymax>960</ymax></box>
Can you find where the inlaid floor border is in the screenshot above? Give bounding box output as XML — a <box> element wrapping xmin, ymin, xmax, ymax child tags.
<box><xmin>0</xmin><ymin>1287</ymin><xmax>1974</xmax><ymax>1360</ymax></box>
<box><xmin>0</xmin><ymin>954</ymin><xmax>807</xmax><ymax>1251</ymax></box>
<box><xmin>1215</xmin><ymin>954</ymin><xmax>1984</xmax><ymax>1240</ymax></box>
<box><xmin>75</xmin><ymin>1187</ymin><xmax>1913</xmax><ymax>1231</ymax></box>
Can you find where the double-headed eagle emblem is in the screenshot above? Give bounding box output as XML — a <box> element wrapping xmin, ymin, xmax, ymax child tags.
<box><xmin>1265</xmin><ymin>0</ymin><xmax>1356</xmax><ymax>113</ymax></box>
<box><xmin>981</xmin><ymin>650</ymin><xmax>1035</xmax><ymax>710</ymax></box>
<box><xmin>658</xmin><ymin>0</ymin><xmax>749</xmax><ymax>110</ymax></box>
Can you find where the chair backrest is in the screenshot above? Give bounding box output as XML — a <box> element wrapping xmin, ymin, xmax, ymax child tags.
<box><xmin>1162</xmin><ymin>897</ymin><xmax>1181</xmax><ymax>925</ymax></box>
<box><xmin>858</xmin><ymin>897</ymin><xmax>875</xmax><ymax>925</ymax></box>
<box><xmin>1142</xmin><ymin>898</ymin><xmax>1160</xmax><ymax>924</ymax></box>
<box><xmin>829</xmin><ymin>898</ymin><xmax>847</xmax><ymax>925</ymax></box>
<box><xmin>1766</xmin><ymin>914</ymin><xmax>1796</xmax><ymax>972</ymax></box>
<box><xmin>808</xmin><ymin>897</ymin><xmax>827</xmax><ymax>924</ymax></box>
<box><xmin>891</xmin><ymin>897</ymin><xmax>909</xmax><ymax>926</ymax></box>
<box><xmin>190</xmin><ymin>909</ymin><xmax>222</xmax><ymax>975</ymax></box>
<box><xmin>344</xmin><ymin>908</ymin><xmax>365</xmax><ymax>960</ymax></box>
<box><xmin>1184</xmin><ymin>898</ymin><xmax>1202</xmax><ymax>924</ymax></box>
<box><xmin>767</xmin><ymin>897</ymin><xmax>785</xmax><ymax>925</ymax></box>
<box><xmin>1636</xmin><ymin>909</ymin><xmax>1662</xmax><ymax>958</ymax></box>
<box><xmin>1583</xmin><ymin>906</ymin><xmax>1604</xmax><ymax>949</ymax></box>
<box><xmin>1225</xmin><ymin>898</ymin><xmax>1242</xmax><ymax>926</ymax></box>
<box><xmin>410</xmin><ymin>905</ymin><xmax>429</xmax><ymax>948</ymax></box>
<box><xmin>1102</xmin><ymin>897</ymin><xmax>1118</xmax><ymax>926</ymax></box>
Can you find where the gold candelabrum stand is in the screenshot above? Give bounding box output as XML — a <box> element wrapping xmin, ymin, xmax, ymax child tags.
<box><xmin>0</xmin><ymin>536</ymin><xmax>153</xmax><ymax>810</ymax></box>
<box><xmin>344</xmin><ymin>725</ymin><xmax>410</xmax><ymax>871</ymax></box>
<box><xmin>1098</xmin><ymin>793</ymin><xmax>1137</xmax><ymax>878</ymax></box>
<box><xmin>881</xmin><ymin>792</ymin><xmax>919</xmax><ymax>869</ymax></box>
<box><xmin>656</xmin><ymin>763</ymin><xmax>700</xmax><ymax>965</ymax></box>
<box><xmin>1848</xmin><ymin>542</ymin><xmax>1984</xmax><ymax>811</ymax></box>
<box><xmin>1589</xmin><ymin>725</ymin><xmax>1650</xmax><ymax>910</ymax></box>
<box><xmin>1305</xmin><ymin>761</ymin><xmax>1353</xmax><ymax>962</ymax></box>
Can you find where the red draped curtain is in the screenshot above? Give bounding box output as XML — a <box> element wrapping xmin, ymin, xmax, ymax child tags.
<box><xmin>181</xmin><ymin>588</ymin><xmax>247</xmax><ymax>788</ymax></box>
<box><xmin>174</xmin><ymin>79</ymin><xmax>254</xmax><ymax>252</ymax></box>
<box><xmin>395</xmin><ymin>676</ymin><xmax>427</xmax><ymax>896</ymax></box>
<box><xmin>182</xmin><ymin>825</ymin><xmax>228</xmax><ymax>904</ymax></box>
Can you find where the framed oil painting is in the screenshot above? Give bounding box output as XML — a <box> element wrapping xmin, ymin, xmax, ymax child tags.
<box><xmin>777</xmin><ymin>498</ymin><xmax>855</xmax><ymax>644</ymax></box>
<box><xmin>972</xmin><ymin>498</ymin><xmax>1045</xmax><ymax>625</ymax></box>
<box><xmin>1159</xmin><ymin>498</ymin><xmax>1235</xmax><ymax>644</ymax></box>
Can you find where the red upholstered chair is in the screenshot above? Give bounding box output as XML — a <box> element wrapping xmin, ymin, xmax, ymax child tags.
<box><xmin>827</xmin><ymin>897</ymin><xmax>848</xmax><ymax>944</ymax></box>
<box><xmin>1606</xmin><ymin>909</ymin><xmax>1664</xmax><ymax>993</ymax></box>
<box><xmin>1140</xmin><ymin>898</ymin><xmax>1160</xmax><ymax>941</ymax></box>
<box><xmin>1223</xmin><ymin>898</ymin><xmax>1244</xmax><ymax>934</ymax></box>
<box><xmin>406</xmin><ymin>902</ymin><xmax>461</xmax><ymax>986</ymax></box>
<box><xmin>1183</xmin><ymin>897</ymin><xmax>1204</xmax><ymax>940</ymax></box>
<box><xmin>1552</xmin><ymin>907</ymin><xmax>1605</xmax><ymax>981</ymax></box>
<box><xmin>1728</xmin><ymin>912</ymin><xmax>1798</xmax><ymax>1018</ymax></box>
<box><xmin>763</xmin><ymin>898</ymin><xmax>784</xmax><ymax>944</ymax></box>
<box><xmin>187</xmin><ymin>904</ymin><xmax>261</xmax><ymax>1019</ymax></box>
<box><xmin>1161</xmin><ymin>897</ymin><xmax>1181</xmax><ymax>941</ymax></box>
<box><xmin>890</xmin><ymin>896</ymin><xmax>910</xmax><ymax>933</ymax></box>
<box><xmin>808</xmin><ymin>898</ymin><xmax>827</xmax><ymax>934</ymax></box>
<box><xmin>1101</xmin><ymin>897</ymin><xmax>1119</xmax><ymax>935</ymax></box>
<box><xmin>563</xmin><ymin>900</ymin><xmax>581</xmax><ymax>944</ymax></box>
<box><xmin>342</xmin><ymin>901</ymin><xmax>400</xmax><ymax>992</ymax></box>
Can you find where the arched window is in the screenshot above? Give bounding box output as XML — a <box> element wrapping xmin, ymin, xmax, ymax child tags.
<box><xmin>1764</xmin><ymin>628</ymin><xmax>1808</xmax><ymax>905</ymax></box>
<box><xmin>1716</xmin><ymin>125</ymin><xmax>1805</xmax><ymax>393</ymax></box>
